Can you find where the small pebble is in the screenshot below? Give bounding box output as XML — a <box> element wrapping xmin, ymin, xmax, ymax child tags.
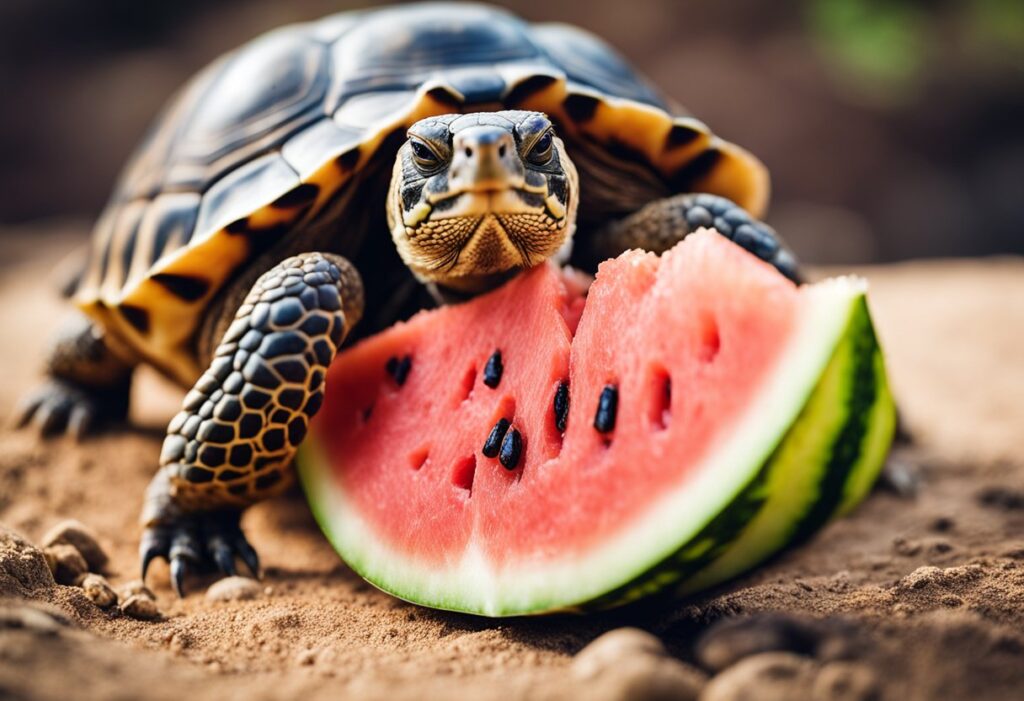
<box><xmin>43</xmin><ymin>543</ymin><xmax>88</xmax><ymax>585</ymax></box>
<box><xmin>877</xmin><ymin>455</ymin><xmax>918</xmax><ymax>498</ymax></box>
<box><xmin>701</xmin><ymin>652</ymin><xmax>817</xmax><ymax>701</ymax></box>
<box><xmin>119</xmin><ymin>579</ymin><xmax>156</xmax><ymax>602</ymax></box>
<box><xmin>572</xmin><ymin>628</ymin><xmax>705</xmax><ymax>701</ymax></box>
<box><xmin>78</xmin><ymin>573</ymin><xmax>118</xmax><ymax>609</ymax></box>
<box><xmin>696</xmin><ymin>614</ymin><xmax>822</xmax><ymax>672</ymax></box>
<box><xmin>120</xmin><ymin>594</ymin><xmax>160</xmax><ymax>621</ymax></box>
<box><xmin>296</xmin><ymin>649</ymin><xmax>317</xmax><ymax>666</ymax></box>
<box><xmin>812</xmin><ymin>661</ymin><xmax>879</xmax><ymax>701</ymax></box>
<box><xmin>892</xmin><ymin>537</ymin><xmax>922</xmax><ymax>557</ymax></box>
<box><xmin>977</xmin><ymin>485</ymin><xmax>1024</xmax><ymax>511</ymax></box>
<box><xmin>40</xmin><ymin>519</ymin><xmax>108</xmax><ymax>571</ymax></box>
<box><xmin>206</xmin><ymin>576</ymin><xmax>262</xmax><ymax>602</ymax></box>
<box><xmin>930</xmin><ymin>516</ymin><xmax>955</xmax><ymax>533</ymax></box>
<box><xmin>572</xmin><ymin>628</ymin><xmax>667</xmax><ymax>679</ymax></box>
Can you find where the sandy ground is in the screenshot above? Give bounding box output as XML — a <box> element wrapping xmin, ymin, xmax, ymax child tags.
<box><xmin>1</xmin><ymin>224</ymin><xmax>1023</xmax><ymax>700</ymax></box>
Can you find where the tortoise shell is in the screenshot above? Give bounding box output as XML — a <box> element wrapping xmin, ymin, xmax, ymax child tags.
<box><xmin>74</xmin><ymin>3</ymin><xmax>768</xmax><ymax>385</ymax></box>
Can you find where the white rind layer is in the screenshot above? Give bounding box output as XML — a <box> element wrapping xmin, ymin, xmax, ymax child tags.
<box><xmin>299</xmin><ymin>276</ymin><xmax>868</xmax><ymax>616</ymax></box>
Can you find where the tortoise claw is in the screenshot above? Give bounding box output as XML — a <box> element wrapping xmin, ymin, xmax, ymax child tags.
<box><xmin>235</xmin><ymin>537</ymin><xmax>261</xmax><ymax>579</ymax></box>
<box><xmin>139</xmin><ymin>529</ymin><xmax>169</xmax><ymax>581</ymax></box>
<box><xmin>208</xmin><ymin>536</ymin><xmax>237</xmax><ymax>577</ymax></box>
<box><xmin>15</xmin><ymin>379</ymin><xmax>104</xmax><ymax>440</ymax></box>
<box><xmin>13</xmin><ymin>393</ymin><xmax>45</xmax><ymax>429</ymax></box>
<box><xmin>139</xmin><ymin>510</ymin><xmax>259</xmax><ymax>597</ymax></box>
<box><xmin>170</xmin><ymin>556</ymin><xmax>189</xmax><ymax>598</ymax></box>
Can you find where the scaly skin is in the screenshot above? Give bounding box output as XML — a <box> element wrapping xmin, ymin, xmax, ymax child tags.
<box><xmin>139</xmin><ymin>252</ymin><xmax>363</xmax><ymax>594</ymax></box>
<box><xmin>582</xmin><ymin>193</ymin><xmax>800</xmax><ymax>283</ymax></box>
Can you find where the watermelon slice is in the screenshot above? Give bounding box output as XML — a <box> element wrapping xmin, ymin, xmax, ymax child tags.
<box><xmin>298</xmin><ymin>230</ymin><xmax>895</xmax><ymax>616</ymax></box>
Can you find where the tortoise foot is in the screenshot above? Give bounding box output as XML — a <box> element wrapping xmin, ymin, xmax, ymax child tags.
<box><xmin>15</xmin><ymin>378</ymin><xmax>127</xmax><ymax>439</ymax></box>
<box><xmin>140</xmin><ymin>510</ymin><xmax>259</xmax><ymax>597</ymax></box>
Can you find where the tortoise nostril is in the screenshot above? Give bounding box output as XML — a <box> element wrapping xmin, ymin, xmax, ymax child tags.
<box><xmin>498</xmin><ymin>144</ymin><xmax>506</xmax><ymax>158</ymax></box>
<box><xmin>465</xmin><ymin>147</ymin><xmax>473</xmax><ymax>158</ymax></box>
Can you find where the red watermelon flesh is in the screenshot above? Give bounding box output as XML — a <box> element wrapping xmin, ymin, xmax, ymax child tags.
<box><xmin>300</xmin><ymin>230</ymin><xmax>892</xmax><ymax>615</ymax></box>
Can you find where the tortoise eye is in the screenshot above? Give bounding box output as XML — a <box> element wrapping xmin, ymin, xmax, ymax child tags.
<box><xmin>528</xmin><ymin>130</ymin><xmax>554</xmax><ymax>165</ymax></box>
<box><xmin>409</xmin><ymin>139</ymin><xmax>440</xmax><ymax>169</ymax></box>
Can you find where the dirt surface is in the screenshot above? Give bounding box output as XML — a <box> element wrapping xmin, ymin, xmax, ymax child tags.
<box><xmin>1</xmin><ymin>226</ymin><xmax>1023</xmax><ymax>700</ymax></box>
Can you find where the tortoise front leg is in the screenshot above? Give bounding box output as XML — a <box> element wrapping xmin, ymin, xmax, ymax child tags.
<box><xmin>16</xmin><ymin>312</ymin><xmax>134</xmax><ymax>437</ymax></box>
<box><xmin>140</xmin><ymin>252</ymin><xmax>363</xmax><ymax>595</ymax></box>
<box><xmin>578</xmin><ymin>193</ymin><xmax>801</xmax><ymax>282</ymax></box>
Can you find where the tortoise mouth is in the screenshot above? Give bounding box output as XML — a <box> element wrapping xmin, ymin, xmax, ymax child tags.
<box><xmin>426</xmin><ymin>177</ymin><xmax>546</xmax><ymax>204</ymax></box>
<box><xmin>423</xmin><ymin>188</ymin><xmax>562</xmax><ymax>223</ymax></box>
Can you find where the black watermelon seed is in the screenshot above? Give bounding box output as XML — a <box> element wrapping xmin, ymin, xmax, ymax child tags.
<box><xmin>386</xmin><ymin>354</ymin><xmax>413</xmax><ymax>386</ymax></box>
<box><xmin>498</xmin><ymin>428</ymin><xmax>523</xmax><ymax>470</ymax></box>
<box><xmin>394</xmin><ymin>355</ymin><xmax>412</xmax><ymax>386</ymax></box>
<box><xmin>483</xmin><ymin>350</ymin><xmax>503</xmax><ymax>388</ymax></box>
<box><xmin>594</xmin><ymin>385</ymin><xmax>618</xmax><ymax>433</ymax></box>
<box><xmin>482</xmin><ymin>418</ymin><xmax>511</xmax><ymax>458</ymax></box>
<box><xmin>554</xmin><ymin>381</ymin><xmax>570</xmax><ymax>432</ymax></box>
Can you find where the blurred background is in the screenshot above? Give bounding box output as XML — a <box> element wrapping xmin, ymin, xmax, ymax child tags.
<box><xmin>0</xmin><ymin>0</ymin><xmax>1021</xmax><ymax>264</ymax></box>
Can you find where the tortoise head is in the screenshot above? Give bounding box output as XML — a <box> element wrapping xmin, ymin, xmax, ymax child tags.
<box><xmin>388</xmin><ymin>110</ymin><xmax>578</xmax><ymax>293</ymax></box>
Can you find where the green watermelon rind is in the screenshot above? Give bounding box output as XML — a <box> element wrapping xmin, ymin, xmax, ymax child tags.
<box><xmin>677</xmin><ymin>297</ymin><xmax>894</xmax><ymax>596</ymax></box>
<box><xmin>298</xmin><ymin>277</ymin><xmax>890</xmax><ymax>616</ymax></box>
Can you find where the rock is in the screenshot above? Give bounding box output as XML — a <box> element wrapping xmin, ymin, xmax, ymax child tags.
<box><xmin>572</xmin><ymin>628</ymin><xmax>706</xmax><ymax>701</ymax></box>
<box><xmin>120</xmin><ymin>594</ymin><xmax>160</xmax><ymax>620</ymax></box>
<box><xmin>812</xmin><ymin>661</ymin><xmax>880</xmax><ymax>701</ymax></box>
<box><xmin>42</xmin><ymin>543</ymin><xmax>88</xmax><ymax>585</ymax></box>
<box><xmin>118</xmin><ymin>579</ymin><xmax>156</xmax><ymax>602</ymax></box>
<box><xmin>205</xmin><ymin>576</ymin><xmax>262</xmax><ymax>602</ymax></box>
<box><xmin>602</xmin><ymin>656</ymin><xmax>705</xmax><ymax>701</ymax></box>
<box><xmin>0</xmin><ymin>600</ymin><xmax>69</xmax><ymax>635</ymax></box>
<box><xmin>892</xmin><ymin>537</ymin><xmax>922</xmax><ymax>557</ymax></box>
<box><xmin>976</xmin><ymin>485</ymin><xmax>1024</xmax><ymax>511</ymax></box>
<box><xmin>40</xmin><ymin>519</ymin><xmax>108</xmax><ymax>571</ymax></box>
<box><xmin>930</xmin><ymin>516</ymin><xmax>955</xmax><ymax>533</ymax></box>
<box><xmin>77</xmin><ymin>573</ymin><xmax>117</xmax><ymax>608</ymax></box>
<box><xmin>572</xmin><ymin>628</ymin><xmax>667</xmax><ymax>679</ymax></box>
<box><xmin>695</xmin><ymin>614</ymin><xmax>823</xmax><ymax>672</ymax></box>
<box><xmin>701</xmin><ymin>652</ymin><xmax>818</xmax><ymax>701</ymax></box>
<box><xmin>0</xmin><ymin>523</ymin><xmax>55</xmax><ymax>596</ymax></box>
<box><xmin>876</xmin><ymin>454</ymin><xmax>919</xmax><ymax>498</ymax></box>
